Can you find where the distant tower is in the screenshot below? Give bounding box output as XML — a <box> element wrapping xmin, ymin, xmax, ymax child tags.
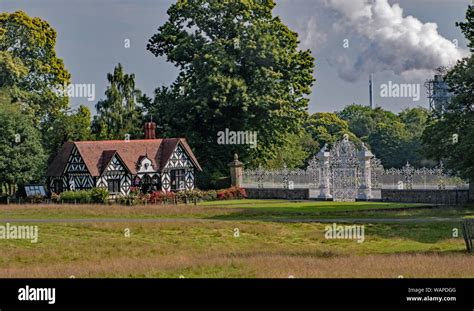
<box><xmin>425</xmin><ymin>67</ymin><xmax>452</xmax><ymax>114</ymax></box>
<box><xmin>369</xmin><ymin>74</ymin><xmax>375</xmax><ymax>109</ymax></box>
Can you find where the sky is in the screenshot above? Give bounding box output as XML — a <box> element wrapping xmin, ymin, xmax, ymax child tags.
<box><xmin>0</xmin><ymin>0</ymin><xmax>471</xmax><ymax>114</ymax></box>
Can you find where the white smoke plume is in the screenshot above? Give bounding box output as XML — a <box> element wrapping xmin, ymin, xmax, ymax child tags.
<box><xmin>324</xmin><ymin>0</ymin><xmax>469</xmax><ymax>81</ymax></box>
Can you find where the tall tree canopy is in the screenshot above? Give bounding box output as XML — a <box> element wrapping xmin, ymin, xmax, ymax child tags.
<box><xmin>146</xmin><ymin>0</ymin><xmax>315</xmax><ymax>187</ymax></box>
<box><xmin>458</xmin><ymin>4</ymin><xmax>474</xmax><ymax>52</ymax></box>
<box><xmin>0</xmin><ymin>11</ymin><xmax>83</xmax><ymax>168</ymax></box>
<box><xmin>0</xmin><ymin>103</ymin><xmax>45</xmax><ymax>195</ymax></box>
<box><xmin>399</xmin><ymin>107</ymin><xmax>429</xmax><ymax>135</ymax></box>
<box><xmin>305</xmin><ymin>112</ymin><xmax>359</xmax><ymax>150</ymax></box>
<box><xmin>368</xmin><ymin>121</ymin><xmax>411</xmax><ymax>168</ymax></box>
<box><xmin>265</xmin><ymin>131</ymin><xmax>318</xmax><ymax>169</ymax></box>
<box><xmin>0</xmin><ymin>51</ymin><xmax>28</xmax><ymax>89</ymax></box>
<box><xmin>0</xmin><ymin>50</ymin><xmax>29</xmax><ymax>107</ymax></box>
<box><xmin>0</xmin><ymin>11</ymin><xmax>71</xmax><ymax>122</ymax></box>
<box><xmin>43</xmin><ymin>105</ymin><xmax>92</xmax><ymax>162</ymax></box>
<box><xmin>92</xmin><ymin>63</ymin><xmax>145</xmax><ymax>140</ymax></box>
<box><xmin>337</xmin><ymin>104</ymin><xmax>375</xmax><ymax>139</ymax></box>
<box><xmin>422</xmin><ymin>5</ymin><xmax>474</xmax><ymax>180</ymax></box>
<box><xmin>339</xmin><ymin>104</ymin><xmax>432</xmax><ymax>168</ymax></box>
<box><xmin>398</xmin><ymin>107</ymin><xmax>432</xmax><ymax>167</ymax></box>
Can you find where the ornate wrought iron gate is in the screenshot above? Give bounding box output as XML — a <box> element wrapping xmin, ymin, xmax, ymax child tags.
<box><xmin>330</xmin><ymin>135</ymin><xmax>359</xmax><ymax>202</ymax></box>
<box><xmin>241</xmin><ymin>136</ymin><xmax>468</xmax><ymax>200</ymax></box>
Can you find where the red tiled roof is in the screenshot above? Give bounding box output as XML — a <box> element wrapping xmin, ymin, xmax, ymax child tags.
<box><xmin>45</xmin><ymin>142</ymin><xmax>75</xmax><ymax>176</ymax></box>
<box><xmin>46</xmin><ymin>138</ymin><xmax>202</xmax><ymax>177</ymax></box>
<box><xmin>98</xmin><ymin>150</ymin><xmax>119</xmax><ymax>175</ymax></box>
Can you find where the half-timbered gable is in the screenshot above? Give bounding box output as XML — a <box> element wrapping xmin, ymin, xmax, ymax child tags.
<box><xmin>96</xmin><ymin>152</ymin><xmax>132</xmax><ymax>196</ymax></box>
<box><xmin>47</xmin><ymin>142</ymin><xmax>74</xmax><ymax>194</ymax></box>
<box><xmin>65</xmin><ymin>147</ymin><xmax>88</xmax><ymax>173</ymax></box>
<box><xmin>64</xmin><ymin>146</ymin><xmax>94</xmax><ymax>190</ymax></box>
<box><xmin>162</xmin><ymin>144</ymin><xmax>196</xmax><ymax>191</ymax></box>
<box><xmin>45</xmin><ymin>122</ymin><xmax>202</xmax><ymax>197</ymax></box>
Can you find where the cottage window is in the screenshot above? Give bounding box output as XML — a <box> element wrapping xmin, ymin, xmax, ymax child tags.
<box><xmin>108</xmin><ymin>179</ymin><xmax>121</xmax><ymax>194</ymax></box>
<box><xmin>53</xmin><ymin>180</ymin><xmax>63</xmax><ymax>193</ymax></box>
<box><xmin>171</xmin><ymin>169</ymin><xmax>185</xmax><ymax>191</ymax></box>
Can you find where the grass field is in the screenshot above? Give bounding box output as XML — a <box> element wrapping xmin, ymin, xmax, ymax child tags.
<box><xmin>0</xmin><ymin>200</ymin><xmax>473</xmax><ymax>278</ymax></box>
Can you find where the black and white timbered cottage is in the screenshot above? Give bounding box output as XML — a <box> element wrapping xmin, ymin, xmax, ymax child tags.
<box><xmin>45</xmin><ymin>122</ymin><xmax>202</xmax><ymax>196</ymax></box>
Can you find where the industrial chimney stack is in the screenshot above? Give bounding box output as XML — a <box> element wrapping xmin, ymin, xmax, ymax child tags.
<box><xmin>369</xmin><ymin>74</ymin><xmax>375</xmax><ymax>109</ymax></box>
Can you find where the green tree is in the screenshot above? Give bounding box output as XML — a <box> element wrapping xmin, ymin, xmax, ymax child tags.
<box><xmin>422</xmin><ymin>6</ymin><xmax>474</xmax><ymax>180</ymax></box>
<box><xmin>0</xmin><ymin>50</ymin><xmax>29</xmax><ymax>106</ymax></box>
<box><xmin>338</xmin><ymin>104</ymin><xmax>375</xmax><ymax>138</ymax></box>
<box><xmin>339</xmin><ymin>104</ymin><xmax>432</xmax><ymax>167</ymax></box>
<box><xmin>0</xmin><ymin>103</ymin><xmax>45</xmax><ymax>196</ymax></box>
<box><xmin>42</xmin><ymin>105</ymin><xmax>92</xmax><ymax>162</ymax></box>
<box><xmin>305</xmin><ymin>112</ymin><xmax>359</xmax><ymax>149</ymax></box>
<box><xmin>0</xmin><ymin>11</ymin><xmax>71</xmax><ymax>122</ymax></box>
<box><xmin>0</xmin><ymin>51</ymin><xmax>28</xmax><ymax>88</ymax></box>
<box><xmin>458</xmin><ymin>4</ymin><xmax>473</xmax><ymax>52</ymax></box>
<box><xmin>146</xmin><ymin>0</ymin><xmax>315</xmax><ymax>186</ymax></box>
<box><xmin>338</xmin><ymin>105</ymin><xmax>400</xmax><ymax>139</ymax></box>
<box><xmin>398</xmin><ymin>107</ymin><xmax>433</xmax><ymax>167</ymax></box>
<box><xmin>368</xmin><ymin>121</ymin><xmax>410</xmax><ymax>168</ymax></box>
<box><xmin>0</xmin><ymin>11</ymin><xmax>74</xmax><ymax>166</ymax></box>
<box><xmin>399</xmin><ymin>107</ymin><xmax>429</xmax><ymax>135</ymax></box>
<box><xmin>371</xmin><ymin>107</ymin><xmax>399</xmax><ymax>126</ymax></box>
<box><xmin>265</xmin><ymin>131</ymin><xmax>318</xmax><ymax>169</ymax></box>
<box><xmin>68</xmin><ymin>105</ymin><xmax>92</xmax><ymax>141</ymax></box>
<box><xmin>92</xmin><ymin>64</ymin><xmax>145</xmax><ymax>140</ymax></box>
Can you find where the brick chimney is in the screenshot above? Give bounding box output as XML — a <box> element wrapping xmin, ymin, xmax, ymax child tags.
<box><xmin>144</xmin><ymin>122</ymin><xmax>156</xmax><ymax>139</ymax></box>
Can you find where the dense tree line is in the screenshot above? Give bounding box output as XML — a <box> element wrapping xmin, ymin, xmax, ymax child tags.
<box><xmin>338</xmin><ymin>105</ymin><xmax>431</xmax><ymax>168</ymax></box>
<box><xmin>0</xmin><ymin>3</ymin><xmax>472</xmax><ymax>194</ymax></box>
<box><xmin>266</xmin><ymin>106</ymin><xmax>432</xmax><ymax>170</ymax></box>
<box><xmin>0</xmin><ymin>11</ymin><xmax>69</xmax><ymax>194</ymax></box>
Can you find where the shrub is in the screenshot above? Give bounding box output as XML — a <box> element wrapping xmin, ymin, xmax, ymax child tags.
<box><xmin>217</xmin><ymin>187</ymin><xmax>247</xmax><ymax>200</ymax></box>
<box><xmin>116</xmin><ymin>189</ymin><xmax>148</xmax><ymax>206</ymax></box>
<box><xmin>169</xmin><ymin>189</ymin><xmax>221</xmax><ymax>203</ymax></box>
<box><xmin>217</xmin><ymin>189</ymin><xmax>231</xmax><ymax>200</ymax></box>
<box><xmin>175</xmin><ymin>189</ymin><xmax>208</xmax><ymax>203</ymax></box>
<box><xmin>29</xmin><ymin>194</ymin><xmax>44</xmax><ymax>204</ymax></box>
<box><xmin>235</xmin><ymin>187</ymin><xmax>247</xmax><ymax>199</ymax></box>
<box><xmin>202</xmin><ymin>189</ymin><xmax>217</xmax><ymax>201</ymax></box>
<box><xmin>51</xmin><ymin>192</ymin><xmax>60</xmax><ymax>203</ymax></box>
<box><xmin>60</xmin><ymin>190</ymin><xmax>92</xmax><ymax>204</ymax></box>
<box><xmin>148</xmin><ymin>191</ymin><xmax>176</xmax><ymax>204</ymax></box>
<box><xmin>129</xmin><ymin>186</ymin><xmax>141</xmax><ymax>196</ymax></box>
<box><xmin>58</xmin><ymin>188</ymin><xmax>109</xmax><ymax>204</ymax></box>
<box><xmin>90</xmin><ymin>187</ymin><xmax>109</xmax><ymax>203</ymax></box>
<box><xmin>116</xmin><ymin>194</ymin><xmax>137</xmax><ymax>206</ymax></box>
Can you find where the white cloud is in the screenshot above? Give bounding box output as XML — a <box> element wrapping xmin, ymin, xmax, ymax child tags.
<box><xmin>297</xmin><ymin>16</ymin><xmax>327</xmax><ymax>51</ymax></box>
<box><xmin>326</xmin><ymin>0</ymin><xmax>469</xmax><ymax>81</ymax></box>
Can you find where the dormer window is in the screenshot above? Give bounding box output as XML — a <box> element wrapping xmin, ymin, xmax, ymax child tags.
<box><xmin>138</xmin><ymin>156</ymin><xmax>154</xmax><ymax>174</ymax></box>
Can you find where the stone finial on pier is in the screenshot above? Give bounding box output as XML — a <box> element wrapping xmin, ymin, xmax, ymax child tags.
<box><xmin>228</xmin><ymin>154</ymin><xmax>244</xmax><ymax>188</ymax></box>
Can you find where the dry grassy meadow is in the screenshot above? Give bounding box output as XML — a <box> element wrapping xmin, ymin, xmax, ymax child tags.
<box><xmin>0</xmin><ymin>200</ymin><xmax>473</xmax><ymax>278</ymax></box>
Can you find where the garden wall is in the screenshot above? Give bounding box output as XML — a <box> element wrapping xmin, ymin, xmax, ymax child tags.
<box><xmin>381</xmin><ymin>189</ymin><xmax>469</xmax><ymax>205</ymax></box>
<box><xmin>245</xmin><ymin>188</ymin><xmax>310</xmax><ymax>200</ymax></box>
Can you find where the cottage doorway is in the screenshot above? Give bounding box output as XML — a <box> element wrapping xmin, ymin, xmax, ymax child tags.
<box><xmin>138</xmin><ymin>175</ymin><xmax>161</xmax><ymax>193</ymax></box>
<box><xmin>141</xmin><ymin>175</ymin><xmax>152</xmax><ymax>193</ymax></box>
